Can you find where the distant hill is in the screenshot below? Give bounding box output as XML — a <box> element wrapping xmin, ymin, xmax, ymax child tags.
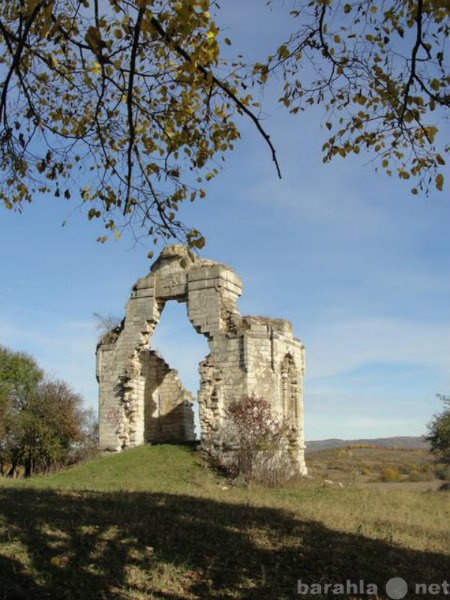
<box><xmin>305</xmin><ymin>436</ymin><xmax>429</xmax><ymax>453</ymax></box>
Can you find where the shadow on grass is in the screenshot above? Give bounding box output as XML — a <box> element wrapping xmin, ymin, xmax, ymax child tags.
<box><xmin>0</xmin><ymin>488</ymin><xmax>448</xmax><ymax>599</ymax></box>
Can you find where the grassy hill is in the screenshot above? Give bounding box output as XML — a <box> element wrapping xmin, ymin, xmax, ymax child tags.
<box><xmin>0</xmin><ymin>445</ymin><xmax>449</xmax><ymax>599</ymax></box>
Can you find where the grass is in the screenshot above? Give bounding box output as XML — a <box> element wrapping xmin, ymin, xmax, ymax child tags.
<box><xmin>0</xmin><ymin>444</ymin><xmax>449</xmax><ymax>599</ymax></box>
<box><xmin>305</xmin><ymin>445</ymin><xmax>439</xmax><ymax>486</ymax></box>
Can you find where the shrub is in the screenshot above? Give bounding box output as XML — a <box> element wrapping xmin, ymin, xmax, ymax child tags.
<box><xmin>435</xmin><ymin>465</ymin><xmax>450</xmax><ymax>481</ymax></box>
<box><xmin>212</xmin><ymin>394</ymin><xmax>294</xmax><ymax>485</ymax></box>
<box><xmin>407</xmin><ymin>469</ymin><xmax>435</xmax><ymax>482</ymax></box>
<box><xmin>379</xmin><ymin>467</ymin><xmax>402</xmax><ymax>482</ymax></box>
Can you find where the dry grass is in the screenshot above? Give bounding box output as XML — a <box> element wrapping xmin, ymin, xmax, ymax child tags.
<box><xmin>305</xmin><ymin>445</ymin><xmax>439</xmax><ymax>485</ymax></box>
<box><xmin>0</xmin><ymin>444</ymin><xmax>449</xmax><ymax>599</ymax></box>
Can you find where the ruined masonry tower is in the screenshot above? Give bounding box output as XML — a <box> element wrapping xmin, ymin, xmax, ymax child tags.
<box><xmin>96</xmin><ymin>245</ymin><xmax>307</xmax><ymax>475</ymax></box>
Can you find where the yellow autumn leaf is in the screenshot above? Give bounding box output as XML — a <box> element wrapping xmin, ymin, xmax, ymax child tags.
<box><xmin>278</xmin><ymin>45</ymin><xmax>290</xmax><ymax>59</ymax></box>
<box><xmin>23</xmin><ymin>0</ymin><xmax>41</xmax><ymax>17</ymax></box>
<box><xmin>48</xmin><ymin>53</ymin><xmax>58</xmax><ymax>68</ymax></box>
<box><xmin>430</xmin><ymin>79</ymin><xmax>440</xmax><ymax>91</ymax></box>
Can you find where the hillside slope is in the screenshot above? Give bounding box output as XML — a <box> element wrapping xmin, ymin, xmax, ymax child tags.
<box><xmin>0</xmin><ymin>444</ymin><xmax>448</xmax><ymax>600</ymax></box>
<box><xmin>306</xmin><ymin>436</ymin><xmax>429</xmax><ymax>452</ymax></box>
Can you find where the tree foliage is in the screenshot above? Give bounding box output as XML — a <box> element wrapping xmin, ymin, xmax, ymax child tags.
<box><xmin>0</xmin><ymin>345</ymin><xmax>95</xmax><ymax>477</ymax></box>
<box><xmin>426</xmin><ymin>393</ymin><xmax>450</xmax><ymax>466</ymax></box>
<box><xmin>0</xmin><ymin>0</ymin><xmax>448</xmax><ymax>245</ymax></box>
<box><xmin>0</xmin><ymin>0</ymin><xmax>258</xmax><ymax>246</ymax></box>
<box><xmin>0</xmin><ymin>346</ymin><xmax>44</xmax><ymax>475</ymax></box>
<box><xmin>0</xmin><ymin>345</ymin><xmax>44</xmax><ymax>403</ymax></box>
<box><xmin>258</xmin><ymin>0</ymin><xmax>449</xmax><ymax>195</ymax></box>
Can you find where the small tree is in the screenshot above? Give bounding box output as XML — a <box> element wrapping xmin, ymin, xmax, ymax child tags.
<box><xmin>222</xmin><ymin>394</ymin><xmax>292</xmax><ymax>484</ymax></box>
<box><xmin>0</xmin><ymin>346</ymin><xmax>44</xmax><ymax>475</ymax></box>
<box><xmin>426</xmin><ymin>394</ymin><xmax>450</xmax><ymax>467</ymax></box>
<box><xmin>0</xmin><ymin>346</ymin><xmax>96</xmax><ymax>477</ymax></box>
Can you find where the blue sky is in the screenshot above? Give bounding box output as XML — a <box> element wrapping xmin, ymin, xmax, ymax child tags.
<box><xmin>0</xmin><ymin>2</ymin><xmax>448</xmax><ymax>440</ymax></box>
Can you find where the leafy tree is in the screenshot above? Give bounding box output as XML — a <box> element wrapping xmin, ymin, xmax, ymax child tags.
<box><xmin>0</xmin><ymin>346</ymin><xmax>44</xmax><ymax>475</ymax></box>
<box><xmin>426</xmin><ymin>393</ymin><xmax>450</xmax><ymax>466</ymax></box>
<box><xmin>12</xmin><ymin>379</ymin><xmax>88</xmax><ymax>477</ymax></box>
<box><xmin>0</xmin><ymin>1</ymin><xmax>448</xmax><ymax>246</ymax></box>
<box><xmin>0</xmin><ymin>345</ymin><xmax>44</xmax><ymax>404</ymax></box>
<box><xmin>0</xmin><ymin>346</ymin><xmax>95</xmax><ymax>477</ymax></box>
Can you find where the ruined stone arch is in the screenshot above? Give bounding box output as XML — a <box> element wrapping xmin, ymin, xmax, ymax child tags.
<box><xmin>96</xmin><ymin>244</ymin><xmax>307</xmax><ymax>475</ymax></box>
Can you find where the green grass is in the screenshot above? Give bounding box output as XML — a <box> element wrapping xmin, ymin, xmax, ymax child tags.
<box><xmin>20</xmin><ymin>444</ymin><xmax>213</xmax><ymax>493</ymax></box>
<box><xmin>1</xmin><ymin>445</ymin><xmax>449</xmax><ymax>599</ymax></box>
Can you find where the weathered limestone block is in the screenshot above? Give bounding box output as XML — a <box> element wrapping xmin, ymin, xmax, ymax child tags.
<box><xmin>96</xmin><ymin>244</ymin><xmax>307</xmax><ymax>475</ymax></box>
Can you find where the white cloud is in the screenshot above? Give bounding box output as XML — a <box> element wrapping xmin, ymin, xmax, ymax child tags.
<box><xmin>304</xmin><ymin>315</ymin><xmax>449</xmax><ymax>380</ymax></box>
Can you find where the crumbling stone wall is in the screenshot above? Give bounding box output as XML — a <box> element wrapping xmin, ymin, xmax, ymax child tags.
<box><xmin>142</xmin><ymin>350</ymin><xmax>195</xmax><ymax>444</ymax></box>
<box><xmin>96</xmin><ymin>244</ymin><xmax>307</xmax><ymax>474</ymax></box>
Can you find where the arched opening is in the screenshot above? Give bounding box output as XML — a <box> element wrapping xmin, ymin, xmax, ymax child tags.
<box><xmin>281</xmin><ymin>354</ymin><xmax>298</xmax><ymax>425</ymax></box>
<box><xmin>149</xmin><ymin>300</ymin><xmax>209</xmax><ymax>440</ymax></box>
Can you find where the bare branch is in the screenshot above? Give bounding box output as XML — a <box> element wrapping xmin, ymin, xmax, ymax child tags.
<box><xmin>123</xmin><ymin>6</ymin><xmax>145</xmax><ymax>216</ymax></box>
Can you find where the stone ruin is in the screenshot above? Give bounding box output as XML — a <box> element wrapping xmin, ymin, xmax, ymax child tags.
<box><xmin>96</xmin><ymin>245</ymin><xmax>307</xmax><ymax>475</ymax></box>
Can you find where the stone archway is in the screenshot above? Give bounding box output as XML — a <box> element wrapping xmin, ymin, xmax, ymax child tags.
<box><xmin>96</xmin><ymin>244</ymin><xmax>308</xmax><ymax>475</ymax></box>
<box><xmin>149</xmin><ymin>300</ymin><xmax>209</xmax><ymax>439</ymax></box>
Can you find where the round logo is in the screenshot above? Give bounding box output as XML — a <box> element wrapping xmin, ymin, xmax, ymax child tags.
<box><xmin>385</xmin><ymin>577</ymin><xmax>408</xmax><ymax>599</ymax></box>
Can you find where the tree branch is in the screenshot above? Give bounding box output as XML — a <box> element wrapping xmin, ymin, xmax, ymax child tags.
<box><xmin>0</xmin><ymin>1</ymin><xmax>46</xmax><ymax>124</ymax></box>
<box><xmin>400</xmin><ymin>0</ymin><xmax>424</xmax><ymax>119</ymax></box>
<box><xmin>150</xmin><ymin>16</ymin><xmax>282</xmax><ymax>179</ymax></box>
<box><xmin>123</xmin><ymin>6</ymin><xmax>145</xmax><ymax>216</ymax></box>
